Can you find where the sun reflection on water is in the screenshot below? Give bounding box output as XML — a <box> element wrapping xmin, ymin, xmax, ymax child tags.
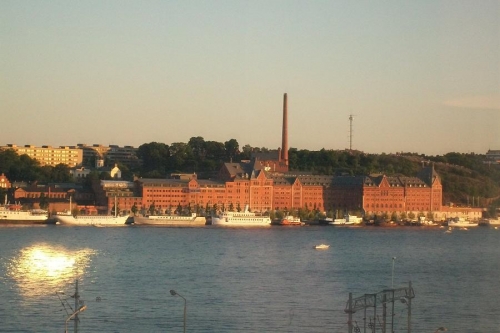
<box><xmin>6</xmin><ymin>244</ymin><xmax>96</xmax><ymax>298</ymax></box>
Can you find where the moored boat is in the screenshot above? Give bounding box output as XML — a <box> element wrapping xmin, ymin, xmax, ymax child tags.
<box><xmin>328</xmin><ymin>215</ymin><xmax>363</xmax><ymax>226</ymax></box>
<box><xmin>133</xmin><ymin>213</ymin><xmax>206</xmax><ymax>226</ymax></box>
<box><xmin>447</xmin><ymin>217</ymin><xmax>478</xmax><ymax>228</ymax></box>
<box><xmin>55</xmin><ymin>196</ymin><xmax>128</xmax><ymax>226</ymax></box>
<box><xmin>0</xmin><ymin>206</ymin><xmax>49</xmax><ymax>224</ymax></box>
<box><xmin>488</xmin><ymin>218</ymin><xmax>500</xmax><ymax>226</ymax></box>
<box><xmin>55</xmin><ymin>214</ymin><xmax>129</xmax><ymax>226</ymax></box>
<box><xmin>211</xmin><ymin>206</ymin><xmax>271</xmax><ymax>227</ymax></box>
<box><xmin>277</xmin><ymin>215</ymin><xmax>304</xmax><ymax>226</ymax></box>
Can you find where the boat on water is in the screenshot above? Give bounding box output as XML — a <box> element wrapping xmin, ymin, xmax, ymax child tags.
<box><xmin>56</xmin><ymin>214</ymin><xmax>129</xmax><ymax>226</ymax></box>
<box><xmin>488</xmin><ymin>218</ymin><xmax>500</xmax><ymax>226</ymax></box>
<box><xmin>0</xmin><ymin>206</ymin><xmax>49</xmax><ymax>224</ymax></box>
<box><xmin>447</xmin><ymin>217</ymin><xmax>478</xmax><ymax>228</ymax></box>
<box><xmin>0</xmin><ymin>195</ymin><xmax>49</xmax><ymax>224</ymax></box>
<box><xmin>55</xmin><ymin>196</ymin><xmax>128</xmax><ymax>226</ymax></box>
<box><xmin>211</xmin><ymin>206</ymin><xmax>271</xmax><ymax>227</ymax></box>
<box><xmin>328</xmin><ymin>215</ymin><xmax>363</xmax><ymax>226</ymax></box>
<box><xmin>133</xmin><ymin>213</ymin><xmax>206</xmax><ymax>226</ymax></box>
<box><xmin>314</xmin><ymin>244</ymin><xmax>330</xmax><ymax>250</ymax></box>
<box><xmin>277</xmin><ymin>215</ymin><xmax>304</xmax><ymax>226</ymax></box>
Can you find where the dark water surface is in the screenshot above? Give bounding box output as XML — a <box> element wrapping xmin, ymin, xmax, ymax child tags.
<box><xmin>0</xmin><ymin>225</ymin><xmax>499</xmax><ymax>332</ymax></box>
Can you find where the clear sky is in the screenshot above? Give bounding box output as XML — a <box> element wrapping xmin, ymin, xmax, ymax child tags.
<box><xmin>1</xmin><ymin>1</ymin><xmax>499</xmax><ymax>156</ymax></box>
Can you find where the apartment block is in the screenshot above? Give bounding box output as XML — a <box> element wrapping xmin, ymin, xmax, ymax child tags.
<box><xmin>2</xmin><ymin>144</ymin><xmax>82</xmax><ymax>167</ymax></box>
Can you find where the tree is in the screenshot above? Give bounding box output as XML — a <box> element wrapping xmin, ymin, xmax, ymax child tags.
<box><xmin>148</xmin><ymin>202</ymin><xmax>156</xmax><ymax>215</ymax></box>
<box><xmin>39</xmin><ymin>192</ymin><xmax>49</xmax><ymax>210</ymax></box>
<box><xmin>137</xmin><ymin>142</ymin><xmax>170</xmax><ymax>175</ymax></box>
<box><xmin>131</xmin><ymin>203</ymin><xmax>138</xmax><ymax>216</ymax></box>
<box><xmin>224</xmin><ymin>139</ymin><xmax>239</xmax><ymax>162</ymax></box>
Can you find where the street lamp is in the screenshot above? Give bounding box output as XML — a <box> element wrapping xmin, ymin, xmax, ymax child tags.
<box><xmin>391</xmin><ymin>256</ymin><xmax>396</xmax><ymax>288</ymax></box>
<box><xmin>65</xmin><ymin>305</ymin><xmax>87</xmax><ymax>333</ymax></box>
<box><xmin>170</xmin><ymin>289</ymin><xmax>187</xmax><ymax>333</ymax></box>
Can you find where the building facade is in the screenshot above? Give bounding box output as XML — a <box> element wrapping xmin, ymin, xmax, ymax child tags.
<box><xmin>1</xmin><ymin>144</ymin><xmax>83</xmax><ymax>167</ymax></box>
<box><xmin>129</xmin><ymin>162</ymin><xmax>443</xmax><ymax>220</ymax></box>
<box><xmin>76</xmin><ymin>144</ymin><xmax>141</xmax><ymax>168</ymax></box>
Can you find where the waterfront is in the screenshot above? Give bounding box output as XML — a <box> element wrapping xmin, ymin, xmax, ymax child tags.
<box><xmin>0</xmin><ymin>225</ymin><xmax>499</xmax><ymax>332</ymax></box>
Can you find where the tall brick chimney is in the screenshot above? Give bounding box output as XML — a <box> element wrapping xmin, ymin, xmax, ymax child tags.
<box><xmin>281</xmin><ymin>93</ymin><xmax>288</xmax><ymax>166</ymax></box>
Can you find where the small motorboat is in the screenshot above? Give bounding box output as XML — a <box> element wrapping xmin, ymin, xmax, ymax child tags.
<box><xmin>314</xmin><ymin>244</ymin><xmax>330</xmax><ymax>250</ymax></box>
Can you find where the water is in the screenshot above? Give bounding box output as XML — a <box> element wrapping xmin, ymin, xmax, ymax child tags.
<box><xmin>0</xmin><ymin>225</ymin><xmax>499</xmax><ymax>333</ymax></box>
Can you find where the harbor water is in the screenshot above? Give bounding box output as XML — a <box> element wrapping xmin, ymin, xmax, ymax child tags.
<box><xmin>0</xmin><ymin>225</ymin><xmax>499</xmax><ymax>332</ymax></box>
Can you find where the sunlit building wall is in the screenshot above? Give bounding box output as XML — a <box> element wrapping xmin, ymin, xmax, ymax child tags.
<box><xmin>1</xmin><ymin>144</ymin><xmax>82</xmax><ymax>167</ymax></box>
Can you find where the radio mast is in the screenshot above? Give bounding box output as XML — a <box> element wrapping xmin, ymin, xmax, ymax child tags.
<box><xmin>349</xmin><ymin>114</ymin><xmax>354</xmax><ymax>151</ymax></box>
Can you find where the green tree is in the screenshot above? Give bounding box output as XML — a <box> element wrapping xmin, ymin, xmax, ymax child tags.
<box><xmin>148</xmin><ymin>202</ymin><xmax>156</xmax><ymax>215</ymax></box>
<box><xmin>39</xmin><ymin>192</ymin><xmax>49</xmax><ymax>210</ymax></box>
<box><xmin>131</xmin><ymin>203</ymin><xmax>138</xmax><ymax>216</ymax></box>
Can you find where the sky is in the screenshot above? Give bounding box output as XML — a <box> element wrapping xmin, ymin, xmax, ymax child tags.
<box><xmin>1</xmin><ymin>0</ymin><xmax>499</xmax><ymax>156</ymax></box>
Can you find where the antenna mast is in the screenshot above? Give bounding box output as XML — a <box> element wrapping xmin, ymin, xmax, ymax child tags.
<box><xmin>349</xmin><ymin>114</ymin><xmax>354</xmax><ymax>151</ymax></box>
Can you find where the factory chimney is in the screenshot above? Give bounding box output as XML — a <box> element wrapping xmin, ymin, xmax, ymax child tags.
<box><xmin>281</xmin><ymin>93</ymin><xmax>289</xmax><ymax>166</ymax></box>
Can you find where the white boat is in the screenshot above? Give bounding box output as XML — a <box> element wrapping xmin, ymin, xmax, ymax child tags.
<box><xmin>314</xmin><ymin>244</ymin><xmax>330</xmax><ymax>249</ymax></box>
<box><xmin>447</xmin><ymin>217</ymin><xmax>478</xmax><ymax>228</ymax></box>
<box><xmin>56</xmin><ymin>214</ymin><xmax>129</xmax><ymax>226</ymax></box>
<box><xmin>133</xmin><ymin>213</ymin><xmax>206</xmax><ymax>226</ymax></box>
<box><xmin>211</xmin><ymin>206</ymin><xmax>271</xmax><ymax>227</ymax></box>
<box><xmin>328</xmin><ymin>215</ymin><xmax>363</xmax><ymax>226</ymax></box>
<box><xmin>0</xmin><ymin>206</ymin><xmax>48</xmax><ymax>224</ymax></box>
<box><xmin>0</xmin><ymin>195</ymin><xmax>48</xmax><ymax>224</ymax></box>
<box><xmin>488</xmin><ymin>218</ymin><xmax>500</xmax><ymax>226</ymax></box>
<box><xmin>56</xmin><ymin>196</ymin><xmax>128</xmax><ymax>226</ymax></box>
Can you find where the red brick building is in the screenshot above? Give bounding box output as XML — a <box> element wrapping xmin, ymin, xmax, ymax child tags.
<box><xmin>129</xmin><ymin>162</ymin><xmax>442</xmax><ymax>219</ymax></box>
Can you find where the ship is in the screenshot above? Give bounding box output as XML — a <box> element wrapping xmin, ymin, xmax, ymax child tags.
<box><xmin>211</xmin><ymin>206</ymin><xmax>271</xmax><ymax>227</ymax></box>
<box><xmin>447</xmin><ymin>217</ymin><xmax>478</xmax><ymax>228</ymax></box>
<box><xmin>329</xmin><ymin>215</ymin><xmax>363</xmax><ymax>226</ymax></box>
<box><xmin>55</xmin><ymin>196</ymin><xmax>128</xmax><ymax>226</ymax></box>
<box><xmin>276</xmin><ymin>215</ymin><xmax>304</xmax><ymax>226</ymax></box>
<box><xmin>0</xmin><ymin>195</ymin><xmax>49</xmax><ymax>224</ymax></box>
<box><xmin>488</xmin><ymin>218</ymin><xmax>500</xmax><ymax>226</ymax></box>
<box><xmin>55</xmin><ymin>214</ymin><xmax>129</xmax><ymax>226</ymax></box>
<box><xmin>0</xmin><ymin>205</ymin><xmax>49</xmax><ymax>224</ymax></box>
<box><xmin>133</xmin><ymin>213</ymin><xmax>206</xmax><ymax>226</ymax></box>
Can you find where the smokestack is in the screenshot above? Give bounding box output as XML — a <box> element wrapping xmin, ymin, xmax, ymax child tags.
<box><xmin>281</xmin><ymin>93</ymin><xmax>288</xmax><ymax>166</ymax></box>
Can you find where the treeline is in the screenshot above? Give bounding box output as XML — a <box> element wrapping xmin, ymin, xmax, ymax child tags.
<box><xmin>0</xmin><ymin>148</ymin><xmax>73</xmax><ymax>183</ymax></box>
<box><xmin>1</xmin><ymin>140</ymin><xmax>499</xmax><ymax>209</ymax></box>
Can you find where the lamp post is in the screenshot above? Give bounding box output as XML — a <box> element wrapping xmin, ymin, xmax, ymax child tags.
<box><xmin>170</xmin><ymin>290</ymin><xmax>186</xmax><ymax>333</ymax></box>
<box><xmin>65</xmin><ymin>305</ymin><xmax>87</xmax><ymax>333</ymax></box>
<box><xmin>391</xmin><ymin>256</ymin><xmax>396</xmax><ymax>288</ymax></box>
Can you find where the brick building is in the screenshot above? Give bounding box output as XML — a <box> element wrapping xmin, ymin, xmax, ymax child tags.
<box><xmin>130</xmin><ymin>162</ymin><xmax>443</xmax><ymax>220</ymax></box>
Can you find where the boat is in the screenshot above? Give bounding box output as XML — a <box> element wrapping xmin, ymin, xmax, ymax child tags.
<box><xmin>447</xmin><ymin>217</ymin><xmax>478</xmax><ymax>228</ymax></box>
<box><xmin>133</xmin><ymin>213</ymin><xmax>206</xmax><ymax>226</ymax></box>
<box><xmin>56</xmin><ymin>214</ymin><xmax>129</xmax><ymax>226</ymax></box>
<box><xmin>55</xmin><ymin>196</ymin><xmax>128</xmax><ymax>226</ymax></box>
<box><xmin>211</xmin><ymin>206</ymin><xmax>271</xmax><ymax>227</ymax></box>
<box><xmin>277</xmin><ymin>215</ymin><xmax>304</xmax><ymax>226</ymax></box>
<box><xmin>0</xmin><ymin>205</ymin><xmax>49</xmax><ymax>224</ymax></box>
<box><xmin>0</xmin><ymin>195</ymin><xmax>49</xmax><ymax>224</ymax></box>
<box><xmin>314</xmin><ymin>244</ymin><xmax>330</xmax><ymax>250</ymax></box>
<box><xmin>328</xmin><ymin>215</ymin><xmax>363</xmax><ymax>226</ymax></box>
<box><xmin>488</xmin><ymin>218</ymin><xmax>500</xmax><ymax>226</ymax></box>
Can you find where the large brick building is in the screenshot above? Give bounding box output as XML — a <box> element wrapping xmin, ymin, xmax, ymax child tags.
<box><xmin>127</xmin><ymin>161</ymin><xmax>442</xmax><ymax>219</ymax></box>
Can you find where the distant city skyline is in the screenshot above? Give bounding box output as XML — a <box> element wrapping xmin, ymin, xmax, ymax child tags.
<box><xmin>1</xmin><ymin>1</ymin><xmax>499</xmax><ymax>156</ymax></box>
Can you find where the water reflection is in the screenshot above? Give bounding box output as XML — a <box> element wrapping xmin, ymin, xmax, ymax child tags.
<box><xmin>6</xmin><ymin>244</ymin><xmax>95</xmax><ymax>298</ymax></box>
